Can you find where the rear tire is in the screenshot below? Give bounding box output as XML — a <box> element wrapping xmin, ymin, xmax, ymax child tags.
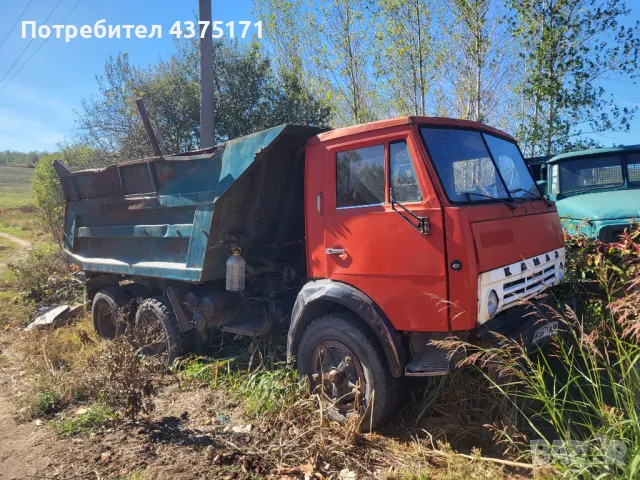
<box><xmin>296</xmin><ymin>312</ymin><xmax>401</xmax><ymax>430</ymax></box>
<box><xmin>135</xmin><ymin>296</ymin><xmax>186</xmax><ymax>366</ymax></box>
<box><xmin>92</xmin><ymin>286</ymin><xmax>129</xmax><ymax>340</ymax></box>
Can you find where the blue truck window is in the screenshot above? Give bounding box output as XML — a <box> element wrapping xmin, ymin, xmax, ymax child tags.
<box><xmin>628</xmin><ymin>154</ymin><xmax>640</xmax><ymax>184</ymax></box>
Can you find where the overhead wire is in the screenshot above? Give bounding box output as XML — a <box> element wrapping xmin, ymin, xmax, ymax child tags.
<box><xmin>0</xmin><ymin>0</ymin><xmax>63</xmax><ymax>91</ymax></box>
<box><xmin>0</xmin><ymin>0</ymin><xmax>83</xmax><ymax>94</ymax></box>
<box><xmin>0</xmin><ymin>0</ymin><xmax>35</xmax><ymax>52</ymax></box>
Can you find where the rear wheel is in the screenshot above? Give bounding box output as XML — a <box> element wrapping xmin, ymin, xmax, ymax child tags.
<box><xmin>297</xmin><ymin>312</ymin><xmax>401</xmax><ymax>430</ymax></box>
<box><xmin>135</xmin><ymin>296</ymin><xmax>186</xmax><ymax>366</ymax></box>
<box><xmin>92</xmin><ymin>286</ymin><xmax>129</xmax><ymax>340</ymax></box>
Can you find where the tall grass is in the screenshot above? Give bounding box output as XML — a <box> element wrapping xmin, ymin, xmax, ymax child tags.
<box><xmin>450</xmin><ymin>227</ymin><xmax>640</xmax><ymax>478</ymax></box>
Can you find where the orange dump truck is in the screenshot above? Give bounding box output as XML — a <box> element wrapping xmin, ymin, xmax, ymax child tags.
<box><xmin>56</xmin><ymin>117</ymin><xmax>565</xmax><ymax>427</ymax></box>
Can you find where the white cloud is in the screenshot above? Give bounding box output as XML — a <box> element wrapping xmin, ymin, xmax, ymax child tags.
<box><xmin>0</xmin><ymin>84</ymin><xmax>76</xmax><ymax>120</ymax></box>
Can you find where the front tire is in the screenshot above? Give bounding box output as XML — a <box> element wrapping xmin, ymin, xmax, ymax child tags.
<box><xmin>296</xmin><ymin>312</ymin><xmax>400</xmax><ymax>430</ymax></box>
<box><xmin>135</xmin><ymin>296</ymin><xmax>186</xmax><ymax>366</ymax></box>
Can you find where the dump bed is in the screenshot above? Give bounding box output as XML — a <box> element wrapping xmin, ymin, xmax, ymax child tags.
<box><xmin>56</xmin><ymin>125</ymin><xmax>323</xmax><ymax>283</ymax></box>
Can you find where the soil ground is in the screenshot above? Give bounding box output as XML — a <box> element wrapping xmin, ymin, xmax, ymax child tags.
<box><xmin>0</xmin><ymin>224</ymin><xmax>529</xmax><ymax>480</ymax></box>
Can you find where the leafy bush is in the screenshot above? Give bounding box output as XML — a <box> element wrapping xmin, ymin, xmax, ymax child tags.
<box><xmin>8</xmin><ymin>244</ymin><xmax>81</xmax><ymax>305</ymax></box>
<box><xmin>30</xmin><ymin>389</ymin><xmax>64</xmax><ymax>417</ymax></box>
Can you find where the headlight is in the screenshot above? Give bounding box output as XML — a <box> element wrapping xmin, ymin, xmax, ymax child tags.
<box><xmin>558</xmin><ymin>262</ymin><xmax>565</xmax><ymax>282</ymax></box>
<box><xmin>487</xmin><ymin>290</ymin><xmax>499</xmax><ymax>318</ymax></box>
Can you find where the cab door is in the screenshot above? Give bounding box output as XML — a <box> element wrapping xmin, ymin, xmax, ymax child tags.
<box><xmin>322</xmin><ymin>129</ymin><xmax>449</xmax><ymax>332</ymax></box>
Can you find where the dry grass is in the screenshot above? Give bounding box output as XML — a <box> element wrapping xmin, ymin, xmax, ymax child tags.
<box><xmin>0</xmin><ymin>205</ymin><xmax>46</xmax><ymax>241</ymax></box>
<box><xmin>14</xmin><ymin>313</ymin><xmax>103</xmax><ymax>416</ymax></box>
<box><xmin>0</xmin><ymin>165</ymin><xmax>33</xmax><ymax>207</ymax></box>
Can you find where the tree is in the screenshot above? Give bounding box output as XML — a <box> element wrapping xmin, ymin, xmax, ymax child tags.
<box><xmin>441</xmin><ymin>0</ymin><xmax>517</xmax><ymax>129</ymax></box>
<box><xmin>75</xmin><ymin>39</ymin><xmax>331</xmax><ymax>162</ymax></box>
<box><xmin>313</xmin><ymin>0</ymin><xmax>380</xmax><ymax>125</ymax></box>
<box><xmin>374</xmin><ymin>0</ymin><xmax>443</xmax><ymax>116</ymax></box>
<box><xmin>510</xmin><ymin>0</ymin><xmax>640</xmax><ymax>156</ymax></box>
<box><xmin>32</xmin><ymin>144</ymin><xmax>104</xmax><ymax>247</ymax></box>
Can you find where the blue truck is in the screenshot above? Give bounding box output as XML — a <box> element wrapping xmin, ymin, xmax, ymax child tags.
<box><xmin>533</xmin><ymin>145</ymin><xmax>640</xmax><ymax>241</ymax></box>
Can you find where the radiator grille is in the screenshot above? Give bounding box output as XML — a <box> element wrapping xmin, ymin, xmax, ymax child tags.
<box><xmin>503</xmin><ymin>265</ymin><xmax>556</xmax><ymax>305</ymax></box>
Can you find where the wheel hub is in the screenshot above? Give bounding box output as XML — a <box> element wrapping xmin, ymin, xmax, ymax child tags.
<box><xmin>310</xmin><ymin>341</ymin><xmax>366</xmax><ymax>413</ymax></box>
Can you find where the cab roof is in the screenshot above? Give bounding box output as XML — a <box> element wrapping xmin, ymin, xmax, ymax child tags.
<box><xmin>548</xmin><ymin>144</ymin><xmax>640</xmax><ymax>164</ymax></box>
<box><xmin>308</xmin><ymin>116</ymin><xmax>516</xmax><ymax>145</ymax></box>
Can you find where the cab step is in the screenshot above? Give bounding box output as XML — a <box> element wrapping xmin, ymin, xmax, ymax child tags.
<box><xmin>404</xmin><ymin>346</ymin><xmax>451</xmax><ymax>377</ymax></box>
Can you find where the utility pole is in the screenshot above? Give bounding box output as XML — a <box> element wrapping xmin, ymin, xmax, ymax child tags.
<box><xmin>199</xmin><ymin>0</ymin><xmax>215</xmax><ymax>148</ymax></box>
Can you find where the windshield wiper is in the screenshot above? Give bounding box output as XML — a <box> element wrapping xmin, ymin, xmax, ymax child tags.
<box><xmin>509</xmin><ymin>187</ymin><xmax>554</xmax><ymax>207</ymax></box>
<box><xmin>464</xmin><ymin>192</ymin><xmax>516</xmax><ymax>210</ymax></box>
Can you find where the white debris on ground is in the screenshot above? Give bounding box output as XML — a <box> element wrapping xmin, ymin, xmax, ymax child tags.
<box><xmin>25</xmin><ymin>304</ymin><xmax>84</xmax><ymax>331</ymax></box>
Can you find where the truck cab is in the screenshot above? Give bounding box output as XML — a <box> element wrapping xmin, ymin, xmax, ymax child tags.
<box><xmin>541</xmin><ymin>145</ymin><xmax>640</xmax><ymax>241</ymax></box>
<box><xmin>56</xmin><ymin>116</ymin><xmax>565</xmax><ymax>428</ymax></box>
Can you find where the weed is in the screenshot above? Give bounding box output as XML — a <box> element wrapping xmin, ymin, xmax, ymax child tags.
<box><xmin>54</xmin><ymin>403</ymin><xmax>117</xmax><ymax>436</ymax></box>
<box><xmin>91</xmin><ymin>313</ymin><xmax>156</xmax><ymax>422</ymax></box>
<box><xmin>17</xmin><ymin>315</ymin><xmax>103</xmax><ymax>416</ymax></box>
<box><xmin>0</xmin><ymin>290</ymin><xmax>35</xmax><ymax>328</ymax></box>
<box><xmin>177</xmin><ymin>333</ymin><xmax>306</xmax><ymax>418</ymax></box>
<box><xmin>121</xmin><ymin>473</ymin><xmax>145</xmax><ymax>480</ymax></box>
<box><xmin>9</xmin><ymin>245</ymin><xmax>81</xmax><ymax>306</ymax></box>
<box><xmin>30</xmin><ymin>389</ymin><xmax>64</xmax><ymax>417</ymax></box>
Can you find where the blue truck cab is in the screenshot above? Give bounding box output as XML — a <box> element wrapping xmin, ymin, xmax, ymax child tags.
<box><xmin>538</xmin><ymin>145</ymin><xmax>640</xmax><ymax>241</ymax></box>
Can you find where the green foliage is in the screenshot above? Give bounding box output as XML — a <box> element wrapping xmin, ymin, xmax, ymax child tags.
<box><xmin>564</xmin><ymin>226</ymin><xmax>640</xmax><ymax>303</ymax></box>
<box><xmin>8</xmin><ymin>244</ymin><xmax>75</xmax><ymax>304</ymax></box>
<box><xmin>31</xmin><ymin>389</ymin><xmax>64</xmax><ymax>417</ymax></box>
<box><xmin>75</xmin><ymin>40</ymin><xmax>332</xmax><ymax>162</ymax></box>
<box><xmin>31</xmin><ymin>145</ymin><xmax>105</xmax><ymax>245</ymax></box>
<box><xmin>454</xmin><ymin>227</ymin><xmax>640</xmax><ymax>477</ymax></box>
<box><xmin>374</xmin><ymin>0</ymin><xmax>443</xmax><ymax>117</ymax></box>
<box><xmin>179</xmin><ymin>357</ymin><xmax>305</xmax><ymax>416</ymax></box>
<box><xmin>0</xmin><ymin>150</ymin><xmax>39</xmax><ymax>166</ymax></box>
<box><xmin>510</xmin><ymin>0</ymin><xmax>640</xmax><ymax>156</ymax></box>
<box><xmin>54</xmin><ymin>403</ymin><xmax>117</xmax><ymax>436</ymax></box>
<box><xmin>177</xmin><ymin>335</ymin><xmax>307</xmax><ymax>418</ymax></box>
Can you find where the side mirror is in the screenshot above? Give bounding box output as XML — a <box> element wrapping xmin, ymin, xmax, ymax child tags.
<box><xmin>536</xmin><ymin>180</ymin><xmax>548</xmax><ymax>196</ymax></box>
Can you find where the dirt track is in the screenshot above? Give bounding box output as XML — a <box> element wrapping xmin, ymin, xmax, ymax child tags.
<box><xmin>0</xmin><ymin>231</ymin><xmax>52</xmax><ymax>478</ymax></box>
<box><xmin>0</xmin><ymin>377</ymin><xmax>56</xmax><ymax>479</ymax></box>
<box><xmin>0</xmin><ymin>232</ymin><xmax>32</xmax><ymax>250</ymax></box>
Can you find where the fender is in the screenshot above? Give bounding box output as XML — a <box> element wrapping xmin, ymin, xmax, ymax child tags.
<box><xmin>287</xmin><ymin>279</ymin><xmax>407</xmax><ymax>377</ymax></box>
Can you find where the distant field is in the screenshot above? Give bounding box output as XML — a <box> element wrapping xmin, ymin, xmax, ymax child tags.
<box><xmin>0</xmin><ymin>165</ymin><xmax>33</xmax><ymax>207</ymax></box>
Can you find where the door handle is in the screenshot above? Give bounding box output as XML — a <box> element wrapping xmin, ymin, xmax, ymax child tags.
<box><xmin>325</xmin><ymin>247</ymin><xmax>345</xmax><ymax>255</ymax></box>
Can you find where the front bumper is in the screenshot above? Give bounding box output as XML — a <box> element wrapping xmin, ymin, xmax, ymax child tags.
<box><xmin>477</xmin><ymin>247</ymin><xmax>565</xmax><ymax>324</ymax></box>
<box><xmin>475</xmin><ymin>295</ymin><xmax>568</xmax><ymax>354</ymax></box>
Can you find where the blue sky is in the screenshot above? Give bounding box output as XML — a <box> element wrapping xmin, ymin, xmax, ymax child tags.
<box><xmin>0</xmin><ymin>0</ymin><xmax>255</xmax><ymax>152</ymax></box>
<box><xmin>0</xmin><ymin>0</ymin><xmax>638</xmax><ymax>153</ymax></box>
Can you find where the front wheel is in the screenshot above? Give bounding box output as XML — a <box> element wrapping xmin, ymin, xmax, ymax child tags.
<box><xmin>296</xmin><ymin>312</ymin><xmax>401</xmax><ymax>430</ymax></box>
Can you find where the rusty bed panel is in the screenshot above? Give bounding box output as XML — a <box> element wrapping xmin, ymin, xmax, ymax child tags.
<box><xmin>56</xmin><ymin>125</ymin><xmax>324</xmax><ymax>283</ymax></box>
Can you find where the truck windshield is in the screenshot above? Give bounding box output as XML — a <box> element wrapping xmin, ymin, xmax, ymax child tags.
<box><xmin>554</xmin><ymin>156</ymin><xmax>624</xmax><ymax>193</ymax></box>
<box><xmin>420</xmin><ymin>127</ymin><xmax>538</xmax><ymax>204</ymax></box>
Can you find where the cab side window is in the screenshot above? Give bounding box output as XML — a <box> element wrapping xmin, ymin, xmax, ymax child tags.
<box><xmin>390</xmin><ymin>141</ymin><xmax>423</xmax><ymax>202</ymax></box>
<box><xmin>336</xmin><ymin>145</ymin><xmax>385</xmax><ymax>208</ymax></box>
<box><xmin>628</xmin><ymin>153</ymin><xmax>640</xmax><ymax>184</ymax></box>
